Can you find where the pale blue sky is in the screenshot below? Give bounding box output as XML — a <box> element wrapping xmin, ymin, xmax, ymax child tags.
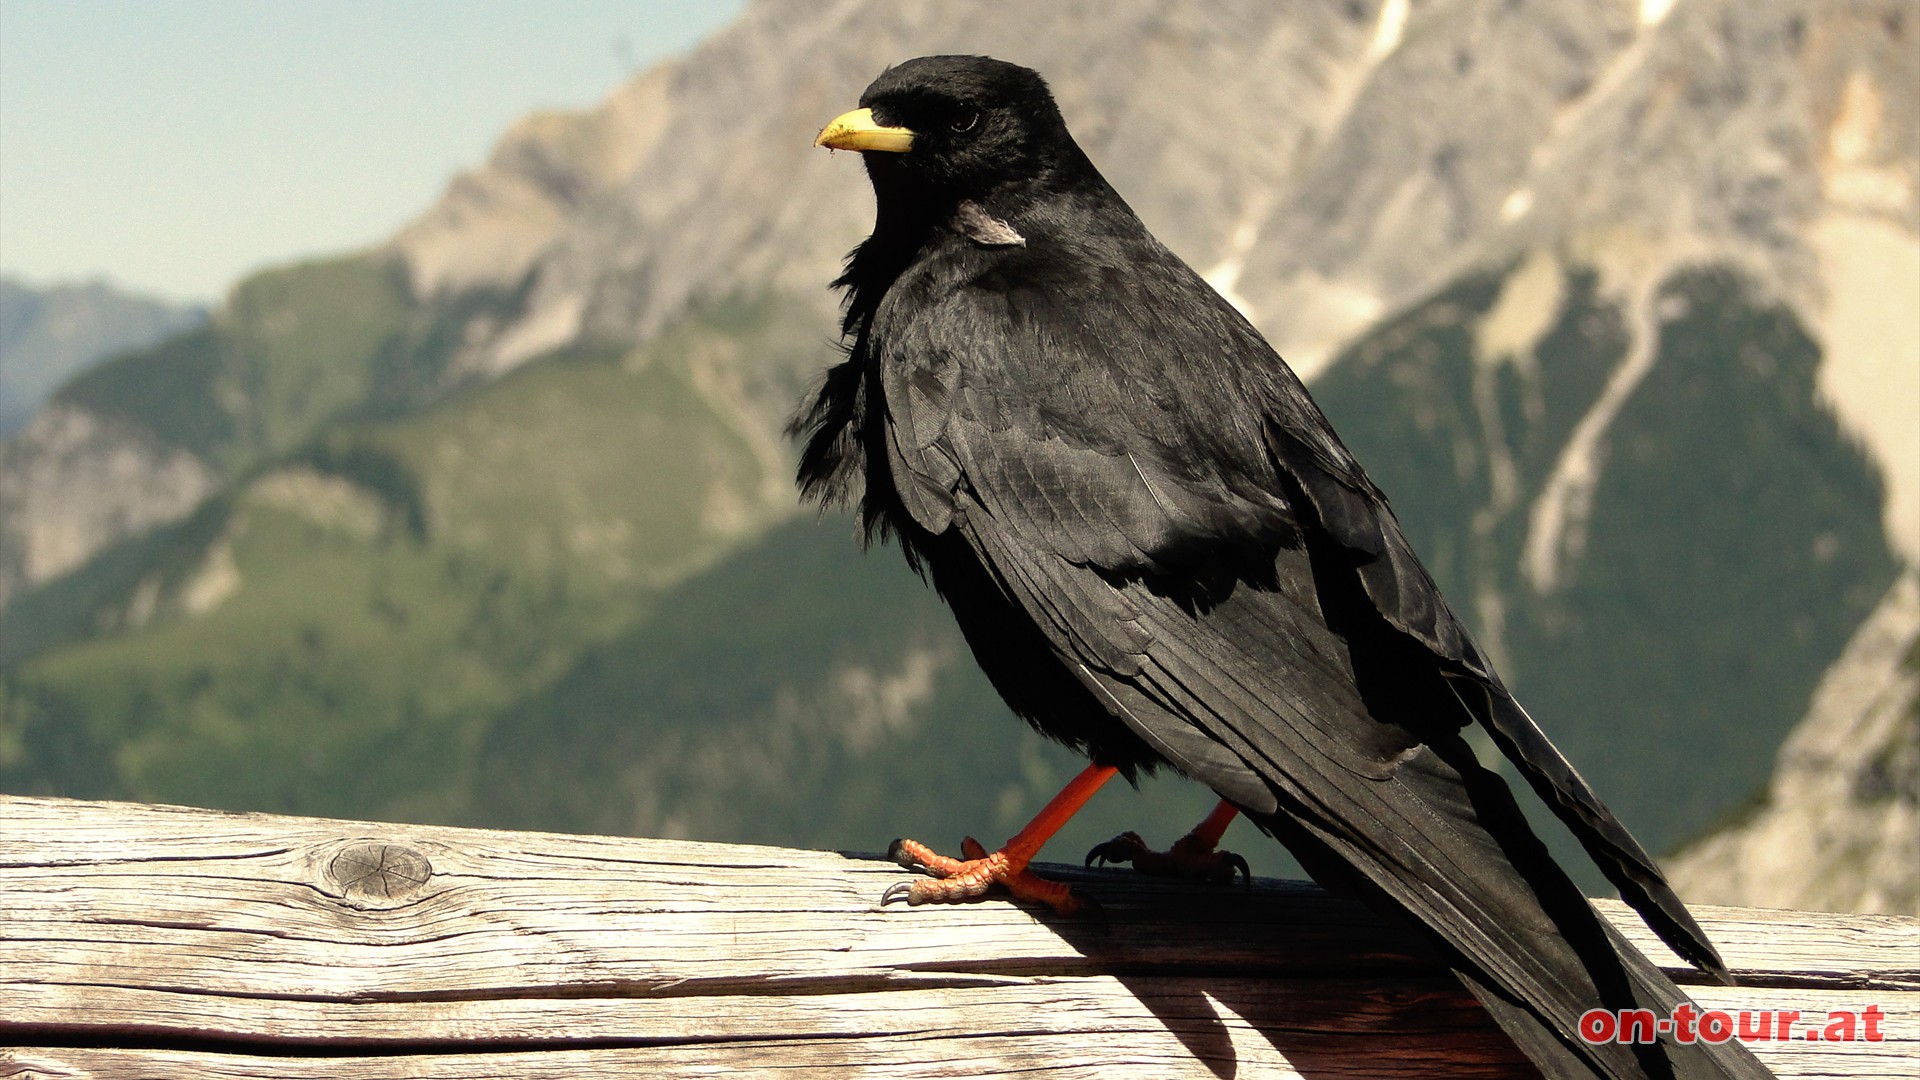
<box><xmin>0</xmin><ymin>0</ymin><xmax>745</xmax><ymax>303</ymax></box>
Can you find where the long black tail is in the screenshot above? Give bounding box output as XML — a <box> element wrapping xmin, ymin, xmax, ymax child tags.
<box><xmin>1465</xmin><ymin>681</ymin><xmax>1733</xmax><ymax>983</ymax></box>
<box><xmin>1253</xmin><ymin>731</ymin><xmax>1774</xmax><ymax>1080</ymax></box>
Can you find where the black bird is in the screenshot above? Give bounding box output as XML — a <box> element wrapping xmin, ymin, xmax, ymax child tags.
<box><xmin>796</xmin><ymin>55</ymin><xmax>1772</xmax><ymax>1080</ymax></box>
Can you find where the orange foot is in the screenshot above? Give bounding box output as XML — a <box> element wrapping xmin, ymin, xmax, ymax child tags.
<box><xmin>884</xmin><ymin>836</ymin><xmax>1087</xmax><ymax>913</ymax></box>
<box><xmin>1085</xmin><ymin>800</ymin><xmax>1250</xmax><ymax>886</ymax></box>
<box><xmin>880</xmin><ymin>762</ymin><xmax>1118</xmax><ymax>916</ymax></box>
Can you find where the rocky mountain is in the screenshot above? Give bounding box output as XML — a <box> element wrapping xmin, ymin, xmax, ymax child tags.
<box><xmin>0</xmin><ymin>402</ymin><xmax>216</xmax><ymax>616</ymax></box>
<box><xmin>1</xmin><ymin>0</ymin><xmax>1912</xmax><ymax>899</ymax></box>
<box><xmin>0</xmin><ymin>278</ymin><xmax>209</xmax><ymax>609</ymax></box>
<box><xmin>392</xmin><ymin>0</ymin><xmax>1917</xmax><ymax>519</ymax></box>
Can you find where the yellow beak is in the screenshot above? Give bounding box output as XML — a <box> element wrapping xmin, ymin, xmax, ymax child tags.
<box><xmin>814</xmin><ymin>108</ymin><xmax>916</xmax><ymax>153</ymax></box>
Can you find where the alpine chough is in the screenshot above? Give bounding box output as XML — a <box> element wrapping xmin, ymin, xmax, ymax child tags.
<box><xmin>795</xmin><ymin>55</ymin><xmax>1772</xmax><ymax>1080</ymax></box>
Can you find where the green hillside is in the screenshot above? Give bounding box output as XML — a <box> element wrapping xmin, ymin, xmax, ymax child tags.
<box><xmin>1312</xmin><ymin>261</ymin><xmax>1899</xmax><ymax>858</ymax></box>
<box><xmin>0</xmin><ymin>276</ymin><xmax>207</xmax><ymax>436</ymax></box>
<box><xmin>46</xmin><ymin>254</ymin><xmax>551</xmax><ymax>477</ymax></box>
<box><xmin>1512</xmin><ymin>268</ymin><xmax>1897</xmax><ymax>835</ymax></box>
<box><xmin>465</xmin><ymin>512</ymin><xmax>1229</xmax><ymax>862</ymax></box>
<box><xmin>0</xmin><ymin>298</ymin><xmax>808</xmax><ymax>824</ymax></box>
<box><xmin>57</xmin><ymin>257</ymin><xmax>408</xmax><ymax>468</ymax></box>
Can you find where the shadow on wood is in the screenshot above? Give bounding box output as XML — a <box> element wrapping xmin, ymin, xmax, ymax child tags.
<box><xmin>1</xmin><ymin>795</ymin><xmax>1913</xmax><ymax>1078</ymax></box>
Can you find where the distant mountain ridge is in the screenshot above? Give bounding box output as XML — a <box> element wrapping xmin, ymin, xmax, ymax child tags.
<box><xmin>1</xmin><ymin>0</ymin><xmax>1912</xmax><ymax>906</ymax></box>
<box><xmin>0</xmin><ymin>276</ymin><xmax>205</xmax><ymax>436</ymax></box>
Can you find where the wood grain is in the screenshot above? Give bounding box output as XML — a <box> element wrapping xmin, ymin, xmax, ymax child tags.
<box><xmin>1</xmin><ymin>795</ymin><xmax>1912</xmax><ymax>1078</ymax></box>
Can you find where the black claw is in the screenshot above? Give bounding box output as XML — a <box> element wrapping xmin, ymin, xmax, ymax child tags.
<box><xmin>1226</xmin><ymin>852</ymin><xmax>1252</xmax><ymax>886</ymax></box>
<box><xmin>882</xmin><ymin>881</ymin><xmax>917</xmax><ymax>906</ymax></box>
<box><xmin>887</xmin><ymin>839</ymin><xmax>920</xmax><ymax>870</ymax></box>
<box><xmin>1084</xmin><ymin>840</ymin><xmax>1129</xmax><ymax>868</ymax></box>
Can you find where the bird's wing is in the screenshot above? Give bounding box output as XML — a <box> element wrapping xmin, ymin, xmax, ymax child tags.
<box><xmin>961</xmin><ymin>502</ymin><xmax>1752</xmax><ymax>1078</ymax></box>
<box><xmin>873</xmin><ymin>273</ymin><xmax>1297</xmax><ymax>578</ymax></box>
<box><xmin>1263</xmin><ymin>403</ymin><xmax>1724</xmax><ymax>978</ymax></box>
<box><xmin>873</xmin><ymin>273</ymin><xmax>1756</xmax><ymax>1078</ymax></box>
<box><xmin>1264</xmin><ymin>420</ymin><xmax>1492</xmax><ymax>678</ymax></box>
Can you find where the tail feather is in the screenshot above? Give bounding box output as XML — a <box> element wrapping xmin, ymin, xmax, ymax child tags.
<box><xmin>1463</xmin><ymin>681</ymin><xmax>1731</xmax><ymax>983</ymax></box>
<box><xmin>1252</xmin><ymin>734</ymin><xmax>1775</xmax><ymax>1080</ymax></box>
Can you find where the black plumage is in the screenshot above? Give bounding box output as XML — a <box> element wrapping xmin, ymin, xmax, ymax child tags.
<box><xmin>795</xmin><ymin>56</ymin><xmax>1772</xmax><ymax>1080</ymax></box>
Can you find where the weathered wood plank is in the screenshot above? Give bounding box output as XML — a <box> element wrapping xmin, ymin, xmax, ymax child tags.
<box><xmin>2</xmin><ymin>795</ymin><xmax>1913</xmax><ymax>1079</ymax></box>
<box><xmin>2</xmin><ymin>983</ymin><xmax>1909</xmax><ymax>1077</ymax></box>
<box><xmin>0</xmin><ymin>1041</ymin><xmax>1512</xmax><ymax>1080</ymax></box>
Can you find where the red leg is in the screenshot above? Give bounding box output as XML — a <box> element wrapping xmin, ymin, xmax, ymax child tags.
<box><xmin>1085</xmin><ymin>799</ymin><xmax>1251</xmax><ymax>885</ymax></box>
<box><xmin>886</xmin><ymin>762</ymin><xmax>1118</xmax><ymax>913</ymax></box>
<box><xmin>1186</xmin><ymin>799</ymin><xmax>1241</xmax><ymax>849</ymax></box>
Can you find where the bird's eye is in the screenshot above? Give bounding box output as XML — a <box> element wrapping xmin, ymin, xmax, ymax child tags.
<box><xmin>949</xmin><ymin>109</ymin><xmax>980</xmax><ymax>134</ymax></box>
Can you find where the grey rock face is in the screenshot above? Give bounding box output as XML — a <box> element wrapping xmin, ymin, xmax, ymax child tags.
<box><xmin>394</xmin><ymin>0</ymin><xmax>1914</xmax><ymax>553</ymax></box>
<box><xmin>0</xmin><ymin>404</ymin><xmax>214</xmax><ymax>609</ymax></box>
<box><xmin>393</xmin><ymin>0</ymin><xmax>1392</xmax><ymax>372</ymax></box>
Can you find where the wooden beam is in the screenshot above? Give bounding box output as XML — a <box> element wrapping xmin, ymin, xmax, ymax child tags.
<box><xmin>1</xmin><ymin>795</ymin><xmax>1912</xmax><ymax>1078</ymax></box>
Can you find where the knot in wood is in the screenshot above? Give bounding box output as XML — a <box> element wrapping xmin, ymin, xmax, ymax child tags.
<box><xmin>326</xmin><ymin>842</ymin><xmax>433</xmax><ymax>903</ymax></box>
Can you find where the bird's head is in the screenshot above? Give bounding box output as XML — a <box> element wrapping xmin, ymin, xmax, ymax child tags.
<box><xmin>815</xmin><ymin>56</ymin><xmax>1080</xmax><ymax>210</ymax></box>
